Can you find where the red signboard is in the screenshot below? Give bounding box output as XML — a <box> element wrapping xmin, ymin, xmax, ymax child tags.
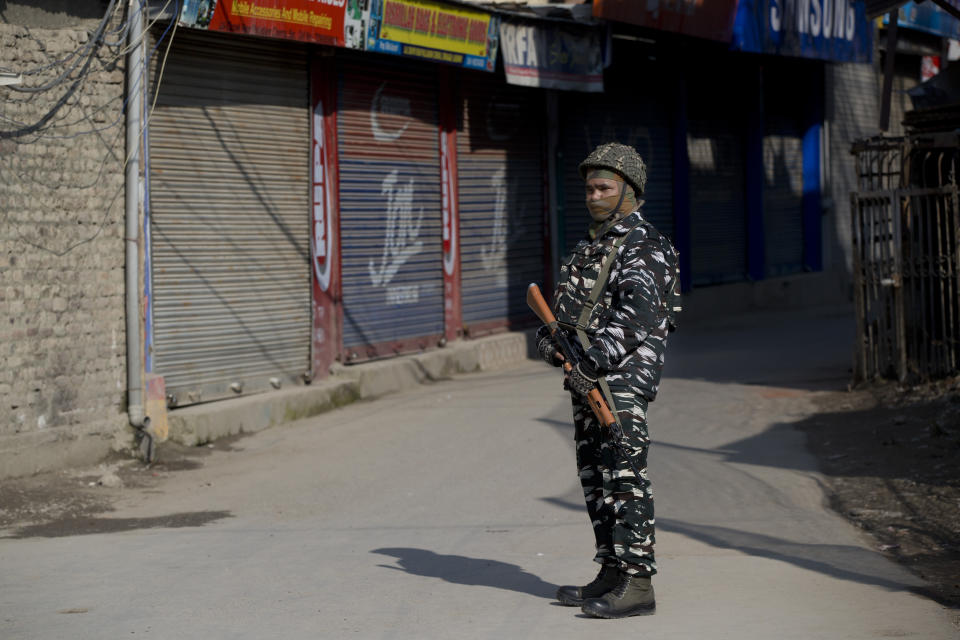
<box><xmin>592</xmin><ymin>0</ymin><xmax>739</xmax><ymax>43</ymax></box>
<box><xmin>208</xmin><ymin>0</ymin><xmax>348</xmax><ymax>47</ymax></box>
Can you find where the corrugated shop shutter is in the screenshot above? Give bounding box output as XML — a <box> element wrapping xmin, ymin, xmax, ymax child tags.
<box><xmin>559</xmin><ymin>89</ymin><xmax>674</xmax><ymax>256</ymax></box>
<box><xmin>337</xmin><ymin>60</ymin><xmax>443</xmax><ymax>359</ymax></box>
<box><xmin>148</xmin><ymin>30</ymin><xmax>310</xmax><ymax>407</ymax></box>
<box><xmin>688</xmin><ymin>79</ymin><xmax>747</xmax><ymax>285</ymax></box>
<box><xmin>457</xmin><ymin>74</ymin><xmax>545</xmax><ymax>333</ymax></box>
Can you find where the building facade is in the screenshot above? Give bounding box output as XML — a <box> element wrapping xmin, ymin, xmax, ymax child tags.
<box><xmin>2</xmin><ymin>0</ymin><xmax>955</xmax><ymax>476</ymax></box>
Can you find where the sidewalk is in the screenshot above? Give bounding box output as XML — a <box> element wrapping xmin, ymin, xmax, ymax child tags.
<box><xmin>164</xmin><ymin>329</ymin><xmax>537</xmax><ymax>447</ymax></box>
<box><xmin>164</xmin><ymin>295</ymin><xmax>856</xmax><ymax>449</ymax></box>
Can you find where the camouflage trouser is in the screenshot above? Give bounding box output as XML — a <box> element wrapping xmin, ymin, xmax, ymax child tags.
<box><xmin>572</xmin><ymin>384</ymin><xmax>655</xmax><ymax>576</ymax></box>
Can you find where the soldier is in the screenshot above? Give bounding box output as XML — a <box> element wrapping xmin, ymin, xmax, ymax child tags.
<box><xmin>536</xmin><ymin>142</ymin><xmax>680</xmax><ymax>618</ymax></box>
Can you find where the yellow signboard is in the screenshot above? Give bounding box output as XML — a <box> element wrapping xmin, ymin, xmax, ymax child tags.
<box><xmin>379</xmin><ymin>0</ymin><xmax>492</xmax><ymax>58</ymax></box>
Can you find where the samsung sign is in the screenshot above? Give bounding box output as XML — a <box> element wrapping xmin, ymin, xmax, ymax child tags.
<box><xmin>733</xmin><ymin>0</ymin><xmax>872</xmax><ymax>63</ymax></box>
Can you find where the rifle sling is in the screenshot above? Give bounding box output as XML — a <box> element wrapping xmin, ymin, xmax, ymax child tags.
<box><xmin>573</xmin><ymin>220</ymin><xmax>642</xmax><ymax>428</ymax></box>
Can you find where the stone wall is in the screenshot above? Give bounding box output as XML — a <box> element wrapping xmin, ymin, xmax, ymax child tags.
<box><xmin>0</xmin><ymin>3</ymin><xmax>132</xmax><ymax>477</ymax></box>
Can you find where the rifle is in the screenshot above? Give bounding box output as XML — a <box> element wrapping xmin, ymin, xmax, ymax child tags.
<box><xmin>526</xmin><ymin>283</ymin><xmax>619</xmax><ymax>431</ymax></box>
<box><xmin>526</xmin><ymin>283</ymin><xmax>645</xmax><ymax>480</ymax></box>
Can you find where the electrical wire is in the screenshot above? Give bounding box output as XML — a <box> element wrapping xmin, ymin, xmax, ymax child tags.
<box><xmin>9</xmin><ymin>9</ymin><xmax>178</xmax><ymax>142</ymax></box>
<box><xmin>6</xmin><ymin>0</ymin><xmax>119</xmax><ymax>94</ymax></box>
<box><xmin>0</xmin><ymin>0</ymin><xmax>127</xmax><ymax>83</ymax></box>
<box><xmin>2</xmin><ymin>0</ymin><xmax>182</xmax><ymax>256</ymax></box>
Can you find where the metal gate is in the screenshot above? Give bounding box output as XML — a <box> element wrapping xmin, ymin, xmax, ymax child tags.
<box><xmin>457</xmin><ymin>75</ymin><xmax>545</xmax><ymax>334</ymax></box>
<box><xmin>149</xmin><ymin>31</ymin><xmax>311</xmax><ymax>407</ymax></box>
<box><xmin>852</xmin><ymin>138</ymin><xmax>960</xmax><ymax>382</ymax></box>
<box><xmin>336</xmin><ymin>60</ymin><xmax>444</xmax><ymax>361</ymax></box>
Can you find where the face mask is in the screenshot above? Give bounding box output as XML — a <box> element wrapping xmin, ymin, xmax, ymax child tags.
<box><xmin>585</xmin><ymin>170</ymin><xmax>638</xmax><ymax>222</ymax></box>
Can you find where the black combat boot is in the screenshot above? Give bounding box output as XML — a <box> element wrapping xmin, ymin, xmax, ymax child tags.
<box><xmin>580</xmin><ymin>572</ymin><xmax>656</xmax><ymax>618</ymax></box>
<box><xmin>555</xmin><ymin>563</ymin><xmax>620</xmax><ymax>607</ymax></box>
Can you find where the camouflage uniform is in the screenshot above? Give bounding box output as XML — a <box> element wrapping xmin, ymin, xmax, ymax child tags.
<box><xmin>552</xmin><ymin>209</ymin><xmax>679</xmax><ymax>577</ymax></box>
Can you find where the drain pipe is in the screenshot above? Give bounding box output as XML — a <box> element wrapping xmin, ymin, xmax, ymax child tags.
<box><xmin>125</xmin><ymin>0</ymin><xmax>150</xmax><ymax>450</ymax></box>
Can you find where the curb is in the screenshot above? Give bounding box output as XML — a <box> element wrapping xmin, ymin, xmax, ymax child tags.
<box><xmin>166</xmin><ymin>330</ymin><xmax>536</xmax><ymax>447</ymax></box>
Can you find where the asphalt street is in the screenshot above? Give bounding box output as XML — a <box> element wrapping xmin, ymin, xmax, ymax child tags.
<box><xmin>2</xmin><ymin>306</ymin><xmax>958</xmax><ymax>639</ymax></box>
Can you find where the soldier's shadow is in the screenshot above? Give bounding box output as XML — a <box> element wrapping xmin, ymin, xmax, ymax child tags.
<box><xmin>371</xmin><ymin>547</ymin><xmax>557</xmax><ymax>599</ymax></box>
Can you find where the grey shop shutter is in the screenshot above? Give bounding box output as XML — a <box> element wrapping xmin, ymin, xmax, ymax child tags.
<box><xmin>337</xmin><ymin>62</ymin><xmax>443</xmax><ymax>358</ymax></box>
<box><xmin>458</xmin><ymin>76</ymin><xmax>545</xmax><ymax>331</ymax></box>
<box><xmin>148</xmin><ymin>31</ymin><xmax>311</xmax><ymax>407</ymax></box>
<box><xmin>763</xmin><ymin>114</ymin><xmax>804</xmax><ymax>277</ymax></box>
<box><xmin>688</xmin><ymin>112</ymin><xmax>747</xmax><ymax>286</ymax></box>
<box><xmin>827</xmin><ymin>62</ymin><xmax>880</xmax><ymax>272</ymax></box>
<box><xmin>559</xmin><ymin>90</ymin><xmax>674</xmax><ymax>256</ymax></box>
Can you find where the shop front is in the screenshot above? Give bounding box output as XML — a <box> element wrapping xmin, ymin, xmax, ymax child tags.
<box><xmin>147</xmin><ymin>29</ymin><xmax>312</xmax><ymax>406</ymax></box>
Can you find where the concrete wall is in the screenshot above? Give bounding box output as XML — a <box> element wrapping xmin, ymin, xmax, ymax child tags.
<box><xmin>822</xmin><ymin>48</ymin><xmax>923</xmax><ymax>305</ymax></box>
<box><xmin>0</xmin><ymin>2</ymin><xmax>132</xmax><ymax>478</ymax></box>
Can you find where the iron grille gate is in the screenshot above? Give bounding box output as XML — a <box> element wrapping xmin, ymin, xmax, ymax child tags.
<box><xmin>852</xmin><ymin>139</ymin><xmax>960</xmax><ymax>382</ymax></box>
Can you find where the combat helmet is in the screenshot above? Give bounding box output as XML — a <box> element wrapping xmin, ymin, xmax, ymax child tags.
<box><xmin>578</xmin><ymin>143</ymin><xmax>647</xmax><ymax>196</ymax></box>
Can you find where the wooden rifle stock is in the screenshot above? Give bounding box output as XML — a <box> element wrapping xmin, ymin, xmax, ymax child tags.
<box><xmin>526</xmin><ymin>283</ymin><xmax>619</xmax><ymax>430</ymax></box>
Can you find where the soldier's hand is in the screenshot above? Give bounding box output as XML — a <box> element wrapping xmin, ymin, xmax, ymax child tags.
<box><xmin>536</xmin><ymin>325</ymin><xmax>564</xmax><ymax>368</ymax></box>
<box><xmin>564</xmin><ymin>361</ymin><xmax>598</xmax><ymax>396</ymax></box>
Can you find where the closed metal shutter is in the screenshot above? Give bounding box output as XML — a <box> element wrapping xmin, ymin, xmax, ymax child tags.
<box><xmin>337</xmin><ymin>60</ymin><xmax>443</xmax><ymax>359</ymax></box>
<box><xmin>148</xmin><ymin>30</ymin><xmax>311</xmax><ymax>407</ymax></box>
<box><xmin>559</xmin><ymin>89</ymin><xmax>674</xmax><ymax>256</ymax></box>
<box><xmin>457</xmin><ymin>75</ymin><xmax>545</xmax><ymax>333</ymax></box>
<box><xmin>762</xmin><ymin>112</ymin><xmax>804</xmax><ymax>277</ymax></box>
<box><xmin>688</xmin><ymin>83</ymin><xmax>747</xmax><ymax>285</ymax></box>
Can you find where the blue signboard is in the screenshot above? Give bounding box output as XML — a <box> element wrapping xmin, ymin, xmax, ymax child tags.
<box><xmin>885</xmin><ymin>2</ymin><xmax>960</xmax><ymax>40</ymax></box>
<box><xmin>732</xmin><ymin>0</ymin><xmax>873</xmax><ymax>63</ymax></box>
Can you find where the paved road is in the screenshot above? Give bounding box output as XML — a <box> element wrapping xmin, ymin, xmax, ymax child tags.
<box><xmin>2</xmin><ymin>307</ymin><xmax>958</xmax><ymax>639</ymax></box>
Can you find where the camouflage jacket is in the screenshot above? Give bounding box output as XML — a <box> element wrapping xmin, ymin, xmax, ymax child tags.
<box><xmin>553</xmin><ymin>210</ymin><xmax>680</xmax><ymax>400</ymax></box>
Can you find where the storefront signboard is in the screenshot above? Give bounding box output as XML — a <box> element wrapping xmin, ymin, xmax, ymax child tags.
<box><xmin>179</xmin><ymin>0</ymin><xmax>349</xmax><ymax>47</ymax></box>
<box><xmin>499</xmin><ymin>21</ymin><xmax>605</xmax><ymax>92</ymax></box>
<box><xmin>732</xmin><ymin>0</ymin><xmax>873</xmax><ymax>63</ymax></box>
<box><xmin>366</xmin><ymin>0</ymin><xmax>499</xmax><ymax>71</ymax></box>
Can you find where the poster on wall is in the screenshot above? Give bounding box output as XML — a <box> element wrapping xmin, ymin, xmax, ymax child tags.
<box><xmin>499</xmin><ymin>20</ymin><xmax>606</xmax><ymax>92</ymax></box>
<box><xmin>365</xmin><ymin>0</ymin><xmax>500</xmax><ymax>71</ymax></box>
<box><xmin>178</xmin><ymin>0</ymin><xmax>349</xmax><ymax>47</ymax></box>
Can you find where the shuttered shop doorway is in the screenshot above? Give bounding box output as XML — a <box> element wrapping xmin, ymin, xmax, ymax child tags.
<box><xmin>559</xmin><ymin>89</ymin><xmax>674</xmax><ymax>256</ymax></box>
<box><xmin>458</xmin><ymin>76</ymin><xmax>545</xmax><ymax>334</ymax></box>
<box><xmin>148</xmin><ymin>31</ymin><xmax>311</xmax><ymax>406</ymax></box>
<box><xmin>337</xmin><ymin>61</ymin><xmax>443</xmax><ymax>360</ymax></box>
<box><xmin>762</xmin><ymin>113</ymin><xmax>804</xmax><ymax>277</ymax></box>
<box><xmin>688</xmin><ymin>78</ymin><xmax>747</xmax><ymax>286</ymax></box>
<box><xmin>762</xmin><ymin>68</ymin><xmax>807</xmax><ymax>277</ymax></box>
